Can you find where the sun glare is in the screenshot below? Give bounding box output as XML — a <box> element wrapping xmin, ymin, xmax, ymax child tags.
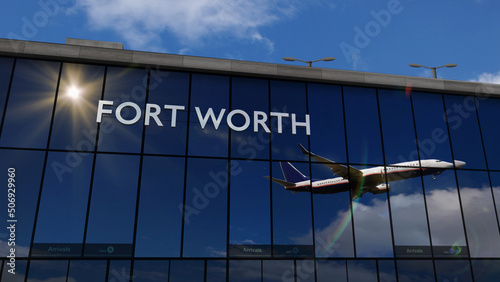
<box><xmin>67</xmin><ymin>86</ymin><xmax>81</xmax><ymax>98</ymax></box>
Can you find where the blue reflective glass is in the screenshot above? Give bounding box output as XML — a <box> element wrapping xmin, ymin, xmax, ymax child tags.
<box><xmin>343</xmin><ymin>87</ymin><xmax>384</xmax><ymax>165</ymax></box>
<box><xmin>85</xmin><ymin>154</ymin><xmax>140</xmax><ymax>256</ymax></box>
<box><xmin>231</xmin><ymin>77</ymin><xmax>270</xmax><ymax>160</ymax></box>
<box><xmin>308</xmin><ymin>83</ymin><xmax>346</xmax><ymax>163</ymax></box>
<box><xmin>67</xmin><ymin>260</ymin><xmax>107</xmax><ymax>281</ymax></box>
<box><xmin>0</xmin><ymin>57</ymin><xmax>14</xmax><ymax>127</ymax></box>
<box><xmin>108</xmin><ymin>260</ymin><xmax>131</xmax><ymax>282</ymax></box>
<box><xmin>456</xmin><ymin>170</ymin><xmax>500</xmax><ymax>257</ymax></box>
<box><xmin>377</xmin><ymin>260</ymin><xmax>397</xmax><ymax>282</ymax></box>
<box><xmin>476</xmin><ymin>96</ymin><xmax>500</xmax><ymax>170</ymax></box>
<box><xmin>206</xmin><ymin>260</ymin><xmax>226</xmax><ymax>282</ymax></box>
<box><xmin>144</xmin><ymin>71</ymin><xmax>189</xmax><ymax>155</ymax></box>
<box><xmin>0</xmin><ymin>59</ymin><xmax>60</xmax><ymax>149</ymax></box>
<box><xmin>471</xmin><ymin>259</ymin><xmax>500</xmax><ymax>282</ymax></box>
<box><xmin>188</xmin><ymin>74</ymin><xmax>229</xmax><ymax>157</ymax></box>
<box><xmin>50</xmin><ymin>63</ymin><xmax>104</xmax><ymax>150</ymax></box>
<box><xmin>0</xmin><ymin>149</ymin><xmax>45</xmax><ymax>257</ymax></box>
<box><xmin>182</xmin><ymin>158</ymin><xmax>228</xmax><ymax>257</ymax></box>
<box><xmin>135</xmin><ymin>156</ymin><xmax>184</xmax><ymax>257</ymax></box>
<box><xmin>444</xmin><ymin>94</ymin><xmax>486</xmax><ymax>169</ymax></box>
<box><xmin>263</xmin><ymin>260</ymin><xmax>293</xmax><ymax>282</ymax></box>
<box><xmin>378</xmin><ymin>89</ymin><xmax>418</xmax><ymax>164</ymax></box>
<box><xmin>316</xmin><ymin>260</ymin><xmax>346</xmax><ymax>282</ymax></box>
<box><xmin>132</xmin><ymin>260</ymin><xmax>169</xmax><ymax>282</ymax></box>
<box><xmin>169</xmin><ymin>260</ymin><xmax>204</xmax><ymax>281</ymax></box>
<box><xmin>397</xmin><ymin>260</ymin><xmax>435</xmax><ymax>282</ymax></box>
<box><xmin>2</xmin><ymin>259</ymin><xmax>27</xmax><ymax>280</ymax></box>
<box><xmin>229</xmin><ymin>260</ymin><xmax>261</xmax><ymax>282</ymax></box>
<box><xmin>270</xmin><ymin>80</ymin><xmax>309</xmax><ymax>161</ymax></box>
<box><xmin>97</xmin><ymin>67</ymin><xmax>148</xmax><ymax>153</ymax></box>
<box><xmin>434</xmin><ymin>260</ymin><xmax>473</xmax><ymax>282</ymax></box>
<box><xmin>489</xmin><ymin>171</ymin><xmax>500</xmax><ymax>230</ymax></box>
<box><xmin>27</xmin><ymin>260</ymin><xmax>68</xmax><ymax>282</ymax></box>
<box><xmin>347</xmin><ymin>260</ymin><xmax>377</xmax><ymax>282</ymax></box>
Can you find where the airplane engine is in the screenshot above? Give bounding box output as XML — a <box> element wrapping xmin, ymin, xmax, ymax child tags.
<box><xmin>373</xmin><ymin>183</ymin><xmax>390</xmax><ymax>194</ymax></box>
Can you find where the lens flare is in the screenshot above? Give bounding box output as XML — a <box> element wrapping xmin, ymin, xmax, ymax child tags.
<box><xmin>67</xmin><ymin>86</ymin><xmax>81</xmax><ymax>98</ymax></box>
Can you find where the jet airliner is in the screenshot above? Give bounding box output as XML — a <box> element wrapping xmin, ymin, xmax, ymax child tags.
<box><xmin>265</xmin><ymin>144</ymin><xmax>466</xmax><ymax>198</ymax></box>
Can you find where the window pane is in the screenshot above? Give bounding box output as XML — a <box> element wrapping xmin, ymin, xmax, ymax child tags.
<box><xmin>97</xmin><ymin>66</ymin><xmax>148</xmax><ymax>153</ymax></box>
<box><xmin>33</xmin><ymin>152</ymin><xmax>93</xmax><ymax>257</ymax></box>
<box><xmin>169</xmin><ymin>260</ymin><xmax>204</xmax><ymax>282</ymax></box>
<box><xmin>188</xmin><ymin>74</ymin><xmax>229</xmax><ymax>157</ymax></box>
<box><xmin>270</xmin><ymin>80</ymin><xmax>309</xmax><ymax>161</ymax></box>
<box><xmin>108</xmin><ymin>260</ymin><xmax>131</xmax><ymax>282</ymax></box>
<box><xmin>308</xmin><ymin>83</ymin><xmax>346</xmax><ymax>163</ymax></box>
<box><xmin>0</xmin><ymin>57</ymin><xmax>14</xmax><ymax>126</ymax></box>
<box><xmin>85</xmin><ymin>154</ymin><xmax>140</xmax><ymax>257</ymax></box>
<box><xmin>27</xmin><ymin>260</ymin><xmax>68</xmax><ymax>282</ymax></box>
<box><xmin>0</xmin><ymin>150</ymin><xmax>45</xmax><ymax>257</ymax></box>
<box><xmin>471</xmin><ymin>259</ymin><xmax>500</xmax><ymax>282</ymax></box>
<box><xmin>183</xmin><ymin>158</ymin><xmax>228</xmax><ymax>257</ymax></box>
<box><xmin>231</xmin><ymin>77</ymin><xmax>270</xmax><ymax>160</ymax></box>
<box><xmin>477</xmin><ymin>97</ymin><xmax>500</xmax><ymax>170</ymax></box>
<box><xmin>132</xmin><ymin>260</ymin><xmax>169</xmax><ymax>282</ymax></box>
<box><xmin>397</xmin><ymin>260</ymin><xmax>434</xmax><ymax>282</ymax></box>
<box><xmin>456</xmin><ymin>170</ymin><xmax>500</xmax><ymax>257</ymax></box>
<box><xmin>347</xmin><ymin>260</ymin><xmax>377</xmax><ymax>282</ymax></box>
<box><xmin>423</xmin><ymin>172</ymin><xmax>468</xmax><ymax>257</ymax></box>
<box><xmin>0</xmin><ymin>59</ymin><xmax>59</xmax><ymax>148</ymax></box>
<box><xmin>378</xmin><ymin>260</ymin><xmax>397</xmax><ymax>282</ymax></box>
<box><xmin>2</xmin><ymin>259</ymin><xmax>27</xmax><ymax>281</ymax></box>
<box><xmin>444</xmin><ymin>94</ymin><xmax>486</xmax><ymax>169</ymax></box>
<box><xmin>229</xmin><ymin>260</ymin><xmax>261</xmax><ymax>282</ymax></box>
<box><xmin>343</xmin><ymin>87</ymin><xmax>383</xmax><ymax>165</ymax></box>
<box><xmin>311</xmin><ymin>163</ymin><xmax>354</xmax><ymax>258</ymax></box>
<box><xmin>271</xmin><ymin>161</ymin><xmax>314</xmax><ymax>257</ymax></box>
<box><xmin>316</xmin><ymin>260</ymin><xmax>346</xmax><ymax>282</ymax></box>
<box><xmin>144</xmin><ymin>71</ymin><xmax>189</xmax><ymax>155</ymax></box>
<box><xmin>434</xmin><ymin>260</ymin><xmax>473</xmax><ymax>282</ymax></box>
<box><xmin>207</xmin><ymin>260</ymin><xmax>226</xmax><ymax>282</ymax></box>
<box><xmin>229</xmin><ymin>160</ymin><xmax>271</xmax><ymax>257</ymax></box>
<box><xmin>49</xmin><ymin>63</ymin><xmax>104</xmax><ymax>150</ymax></box>
<box><xmin>263</xmin><ymin>260</ymin><xmax>293</xmax><ymax>282</ymax></box>
<box><xmin>135</xmin><ymin>156</ymin><xmax>184</xmax><ymax>257</ymax></box>
<box><xmin>489</xmin><ymin>171</ymin><xmax>500</xmax><ymax>230</ymax></box>
<box><xmin>412</xmin><ymin>92</ymin><xmax>453</xmax><ymax>163</ymax></box>
<box><xmin>67</xmin><ymin>260</ymin><xmax>106</xmax><ymax>281</ymax></box>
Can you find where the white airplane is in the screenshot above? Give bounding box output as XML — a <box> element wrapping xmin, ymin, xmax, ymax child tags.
<box><xmin>265</xmin><ymin>144</ymin><xmax>466</xmax><ymax>198</ymax></box>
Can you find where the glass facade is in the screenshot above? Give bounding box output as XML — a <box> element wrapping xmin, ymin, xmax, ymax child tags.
<box><xmin>0</xmin><ymin>55</ymin><xmax>500</xmax><ymax>281</ymax></box>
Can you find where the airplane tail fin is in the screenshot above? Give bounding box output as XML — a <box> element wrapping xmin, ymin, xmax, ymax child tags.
<box><xmin>280</xmin><ymin>162</ymin><xmax>310</xmax><ymax>183</ymax></box>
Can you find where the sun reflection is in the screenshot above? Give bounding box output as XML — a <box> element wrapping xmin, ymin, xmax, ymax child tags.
<box><xmin>67</xmin><ymin>85</ymin><xmax>81</xmax><ymax>99</ymax></box>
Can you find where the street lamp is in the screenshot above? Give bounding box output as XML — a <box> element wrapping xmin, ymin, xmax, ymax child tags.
<box><xmin>283</xmin><ymin>57</ymin><xmax>336</xmax><ymax>67</ymax></box>
<box><xmin>409</xmin><ymin>63</ymin><xmax>458</xmax><ymax>78</ymax></box>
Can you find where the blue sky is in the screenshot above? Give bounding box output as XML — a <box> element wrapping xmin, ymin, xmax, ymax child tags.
<box><xmin>2</xmin><ymin>0</ymin><xmax>499</xmax><ymax>83</ymax></box>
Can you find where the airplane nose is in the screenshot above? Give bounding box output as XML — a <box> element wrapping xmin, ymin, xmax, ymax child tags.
<box><xmin>454</xmin><ymin>160</ymin><xmax>466</xmax><ymax>168</ymax></box>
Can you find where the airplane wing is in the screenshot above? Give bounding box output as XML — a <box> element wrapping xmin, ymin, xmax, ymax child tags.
<box><xmin>298</xmin><ymin>144</ymin><xmax>363</xmax><ymax>180</ymax></box>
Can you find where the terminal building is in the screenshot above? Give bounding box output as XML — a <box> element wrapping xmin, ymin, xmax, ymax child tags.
<box><xmin>1</xmin><ymin>38</ymin><xmax>500</xmax><ymax>281</ymax></box>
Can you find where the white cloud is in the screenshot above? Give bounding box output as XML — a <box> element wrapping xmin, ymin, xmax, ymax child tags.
<box><xmin>77</xmin><ymin>0</ymin><xmax>299</xmax><ymax>51</ymax></box>
<box><xmin>470</xmin><ymin>71</ymin><xmax>500</xmax><ymax>84</ymax></box>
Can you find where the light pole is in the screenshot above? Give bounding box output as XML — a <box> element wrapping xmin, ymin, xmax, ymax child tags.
<box><xmin>409</xmin><ymin>63</ymin><xmax>458</xmax><ymax>78</ymax></box>
<box><xmin>283</xmin><ymin>57</ymin><xmax>336</xmax><ymax>67</ymax></box>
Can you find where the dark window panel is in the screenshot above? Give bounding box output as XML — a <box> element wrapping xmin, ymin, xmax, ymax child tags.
<box><xmin>308</xmin><ymin>83</ymin><xmax>347</xmax><ymax>163</ymax></box>
<box><xmin>397</xmin><ymin>260</ymin><xmax>435</xmax><ymax>282</ymax></box>
<box><xmin>378</xmin><ymin>89</ymin><xmax>418</xmax><ymax>164</ymax></box>
<box><xmin>206</xmin><ymin>260</ymin><xmax>226</xmax><ymax>282</ymax></box>
<box><xmin>0</xmin><ymin>57</ymin><xmax>14</xmax><ymax>127</ymax></box>
<box><xmin>434</xmin><ymin>260</ymin><xmax>473</xmax><ymax>282</ymax></box>
<box><xmin>489</xmin><ymin>171</ymin><xmax>500</xmax><ymax>230</ymax></box>
<box><xmin>169</xmin><ymin>260</ymin><xmax>204</xmax><ymax>282</ymax></box>
<box><xmin>49</xmin><ymin>63</ymin><xmax>104</xmax><ymax>150</ymax></box>
<box><xmin>133</xmin><ymin>260</ymin><xmax>169</xmax><ymax>282</ymax></box>
<box><xmin>0</xmin><ymin>59</ymin><xmax>60</xmax><ymax>149</ymax></box>
<box><xmin>343</xmin><ymin>87</ymin><xmax>384</xmax><ymax>165</ymax></box>
<box><xmin>271</xmin><ymin>161</ymin><xmax>314</xmax><ymax>256</ymax></box>
<box><xmin>377</xmin><ymin>260</ymin><xmax>397</xmax><ymax>282</ymax></box>
<box><xmin>85</xmin><ymin>154</ymin><xmax>140</xmax><ymax>256</ymax></box>
<box><xmin>2</xmin><ymin>259</ymin><xmax>27</xmax><ymax>281</ymax></box>
<box><xmin>188</xmin><ymin>74</ymin><xmax>229</xmax><ymax>157</ymax></box>
<box><xmin>97</xmin><ymin>66</ymin><xmax>148</xmax><ymax>153</ymax></box>
<box><xmin>316</xmin><ymin>260</ymin><xmax>347</xmax><ymax>282</ymax></box>
<box><xmin>270</xmin><ymin>80</ymin><xmax>309</xmax><ymax>161</ymax></box>
<box><xmin>231</xmin><ymin>77</ymin><xmax>270</xmax><ymax>160</ymax></box>
<box><xmin>263</xmin><ymin>260</ymin><xmax>293</xmax><ymax>282</ymax></box>
<box><xmin>67</xmin><ymin>260</ymin><xmax>107</xmax><ymax>281</ymax></box>
<box><xmin>144</xmin><ymin>71</ymin><xmax>189</xmax><ymax>155</ymax></box>
<box><xmin>135</xmin><ymin>156</ymin><xmax>184</xmax><ymax>257</ymax></box>
<box><xmin>347</xmin><ymin>260</ymin><xmax>377</xmax><ymax>282</ymax></box>
<box><xmin>311</xmin><ymin>163</ymin><xmax>354</xmax><ymax>258</ymax></box>
<box><xmin>444</xmin><ymin>94</ymin><xmax>486</xmax><ymax>169</ymax></box>
<box><xmin>471</xmin><ymin>259</ymin><xmax>500</xmax><ymax>282</ymax></box>
<box><xmin>411</xmin><ymin>92</ymin><xmax>453</xmax><ymax>166</ymax></box>
<box><xmin>108</xmin><ymin>260</ymin><xmax>132</xmax><ymax>282</ymax></box>
<box><xmin>476</xmin><ymin>96</ymin><xmax>500</xmax><ymax>170</ymax></box>
<box><xmin>456</xmin><ymin>170</ymin><xmax>500</xmax><ymax>257</ymax></box>
<box><xmin>183</xmin><ymin>158</ymin><xmax>228</xmax><ymax>257</ymax></box>
<box><xmin>228</xmin><ymin>260</ymin><xmax>261</xmax><ymax>282</ymax></box>
<box><xmin>229</xmin><ymin>160</ymin><xmax>271</xmax><ymax>252</ymax></box>
<box><xmin>0</xmin><ymin>150</ymin><xmax>45</xmax><ymax>257</ymax></box>
<box><xmin>294</xmin><ymin>260</ymin><xmax>315</xmax><ymax>282</ymax></box>
<box><xmin>27</xmin><ymin>260</ymin><xmax>68</xmax><ymax>282</ymax></box>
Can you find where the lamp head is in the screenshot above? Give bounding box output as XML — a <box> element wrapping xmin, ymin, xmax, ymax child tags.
<box><xmin>282</xmin><ymin>57</ymin><xmax>297</xmax><ymax>62</ymax></box>
<box><xmin>409</xmin><ymin>64</ymin><xmax>422</xmax><ymax>68</ymax></box>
